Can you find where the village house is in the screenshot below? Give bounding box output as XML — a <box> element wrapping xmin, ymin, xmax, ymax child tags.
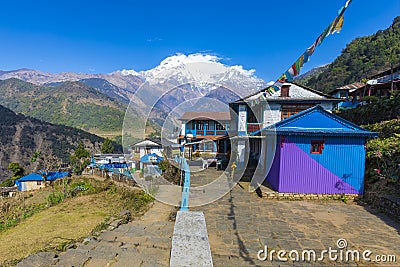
<box><xmin>329</xmin><ymin>64</ymin><xmax>400</xmax><ymax>110</ymax></box>
<box><xmin>251</xmin><ymin>106</ymin><xmax>376</xmax><ymax>194</ymax></box>
<box><xmin>15</xmin><ymin>173</ymin><xmax>45</xmax><ymax>191</ymax></box>
<box><xmin>178</xmin><ymin>112</ymin><xmax>231</xmax><ymax>155</ymax></box>
<box><xmin>0</xmin><ymin>187</ymin><xmax>17</xmax><ymax>198</ymax></box>
<box><xmin>132</xmin><ymin>140</ymin><xmax>163</xmax><ymax>170</ymax></box>
<box><xmin>15</xmin><ymin>172</ymin><xmax>69</xmax><ymax>192</ymax></box>
<box><xmin>228</xmin><ymin>82</ymin><xmax>341</xmax><ymax>166</ymax></box>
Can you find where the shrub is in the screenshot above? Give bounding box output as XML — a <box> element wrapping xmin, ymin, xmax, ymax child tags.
<box><xmin>365</xmin><ymin>132</ymin><xmax>400</xmax><ymax>183</ymax></box>
<box><xmin>47</xmin><ymin>192</ymin><xmax>64</xmax><ymax>206</ymax></box>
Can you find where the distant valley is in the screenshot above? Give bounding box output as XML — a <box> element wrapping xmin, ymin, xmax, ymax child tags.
<box><xmin>0</xmin><ymin>104</ymin><xmax>120</xmax><ymax>181</ymax></box>
<box><xmin>0</xmin><ymin>55</ymin><xmax>267</xmax><ymax>139</ymax></box>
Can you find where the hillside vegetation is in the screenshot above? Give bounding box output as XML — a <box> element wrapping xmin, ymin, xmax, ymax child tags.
<box><xmin>0</xmin><ymin>176</ymin><xmax>153</xmax><ymax>266</ymax></box>
<box><xmin>0</xmin><ymin>104</ymin><xmax>121</xmax><ymax>181</ymax></box>
<box><xmin>299</xmin><ymin>16</ymin><xmax>400</xmax><ymax>93</ymax></box>
<box><xmin>0</xmin><ymin>78</ymin><xmax>129</xmax><ymax>133</ymax></box>
<box><xmin>337</xmin><ymin>94</ymin><xmax>400</xmax><ymax>196</ymax></box>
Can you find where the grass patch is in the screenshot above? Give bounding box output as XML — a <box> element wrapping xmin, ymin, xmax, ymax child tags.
<box><xmin>0</xmin><ymin>176</ymin><xmax>153</xmax><ymax>266</ymax></box>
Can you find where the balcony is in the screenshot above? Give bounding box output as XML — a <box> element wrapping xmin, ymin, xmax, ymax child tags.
<box><xmin>185</xmin><ymin>129</ymin><xmax>228</xmax><ymax>137</ymax></box>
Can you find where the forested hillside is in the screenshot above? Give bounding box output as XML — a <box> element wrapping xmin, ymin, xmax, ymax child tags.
<box><xmin>0</xmin><ymin>78</ymin><xmax>130</xmax><ymax>133</ymax></box>
<box><xmin>0</xmin><ymin>105</ymin><xmax>121</xmax><ymax>181</ymax></box>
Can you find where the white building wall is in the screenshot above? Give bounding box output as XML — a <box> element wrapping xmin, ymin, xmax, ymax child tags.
<box><xmin>181</xmin><ymin>121</ymin><xmax>186</xmax><ymax>136</ymax></box>
<box><xmin>21</xmin><ymin>181</ymin><xmax>45</xmax><ymax>191</ymax></box>
<box><xmin>150</xmin><ymin>148</ymin><xmax>163</xmax><ymax>155</ymax></box>
<box><xmin>263</xmin><ymin>103</ymin><xmax>281</xmax><ymax>127</ymax></box>
<box><xmin>319</xmin><ymin>102</ymin><xmax>334</xmax><ymax>112</ymax></box>
<box><xmin>238</xmin><ymin>105</ymin><xmax>247</xmax><ymax>133</ymax></box>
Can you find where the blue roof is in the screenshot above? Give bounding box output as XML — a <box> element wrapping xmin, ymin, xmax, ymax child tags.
<box><xmin>17</xmin><ymin>173</ymin><xmax>44</xmax><ymax>182</ymax></box>
<box><xmin>252</xmin><ymin>105</ymin><xmax>378</xmax><ymax>137</ymax></box>
<box><xmin>46</xmin><ymin>172</ymin><xmax>69</xmax><ymax>181</ymax></box>
<box><xmin>140</xmin><ymin>153</ymin><xmax>164</xmax><ymax>163</ymax></box>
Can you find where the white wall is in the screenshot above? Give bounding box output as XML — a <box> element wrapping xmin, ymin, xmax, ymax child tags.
<box><xmin>21</xmin><ymin>181</ymin><xmax>45</xmax><ymax>191</ymax></box>
<box><xmin>319</xmin><ymin>102</ymin><xmax>334</xmax><ymax>112</ymax></box>
<box><xmin>263</xmin><ymin>103</ymin><xmax>281</xmax><ymax>127</ymax></box>
<box><xmin>181</xmin><ymin>122</ymin><xmax>186</xmax><ymax>135</ymax></box>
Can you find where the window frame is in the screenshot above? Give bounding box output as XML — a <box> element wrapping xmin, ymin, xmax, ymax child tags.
<box><xmin>310</xmin><ymin>140</ymin><xmax>324</xmax><ymax>154</ymax></box>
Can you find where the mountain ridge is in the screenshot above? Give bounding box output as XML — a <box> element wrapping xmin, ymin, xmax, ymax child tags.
<box><xmin>0</xmin><ymin>104</ymin><xmax>120</xmax><ymax>181</ymax></box>
<box><xmin>0</xmin><ymin>78</ymin><xmax>133</xmax><ymax>134</ymax></box>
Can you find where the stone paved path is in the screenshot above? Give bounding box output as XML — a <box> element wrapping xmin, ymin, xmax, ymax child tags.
<box><xmin>17</xmin><ymin>201</ymin><xmax>174</xmax><ymax>267</ymax></box>
<box><xmin>17</xmin><ymin>174</ymin><xmax>400</xmax><ymax>267</ymax></box>
<box><xmin>193</xmin><ymin>184</ymin><xmax>400</xmax><ymax>266</ymax></box>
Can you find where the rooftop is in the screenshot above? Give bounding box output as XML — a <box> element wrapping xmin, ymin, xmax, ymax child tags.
<box><xmin>133</xmin><ymin>140</ymin><xmax>161</xmax><ymax>147</ymax></box>
<box><xmin>179</xmin><ymin>112</ymin><xmax>231</xmax><ymax>121</ymax></box>
<box><xmin>233</xmin><ymin>82</ymin><xmax>338</xmax><ymax>104</ymax></box>
<box><xmin>251</xmin><ymin>105</ymin><xmax>377</xmax><ymax>137</ymax></box>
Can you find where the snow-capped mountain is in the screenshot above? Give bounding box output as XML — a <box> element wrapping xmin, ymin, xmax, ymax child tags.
<box><xmin>115</xmin><ymin>53</ymin><xmax>266</xmax><ymax>93</ymax></box>
<box><xmin>0</xmin><ymin>53</ymin><xmax>267</xmax><ymax>122</ymax></box>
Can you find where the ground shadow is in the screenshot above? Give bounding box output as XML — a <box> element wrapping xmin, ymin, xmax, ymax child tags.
<box><xmin>226</xmin><ymin>178</ymin><xmax>261</xmax><ymax>266</ymax></box>
<box><xmin>356</xmin><ymin>198</ymin><xmax>400</xmax><ymax>235</ymax></box>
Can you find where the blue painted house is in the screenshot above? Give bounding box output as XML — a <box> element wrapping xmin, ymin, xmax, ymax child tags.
<box><xmin>140</xmin><ymin>153</ymin><xmax>164</xmax><ymax>176</ymax></box>
<box><xmin>253</xmin><ymin>106</ymin><xmax>377</xmax><ymax>195</ymax></box>
<box><xmin>15</xmin><ymin>172</ymin><xmax>69</xmax><ymax>191</ymax></box>
<box><xmin>178</xmin><ymin>112</ymin><xmax>230</xmax><ymax>153</ymax></box>
<box><xmin>15</xmin><ymin>173</ymin><xmax>44</xmax><ymax>191</ymax></box>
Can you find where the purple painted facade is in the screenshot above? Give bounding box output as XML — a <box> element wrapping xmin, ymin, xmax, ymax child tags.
<box><xmin>266</xmin><ymin>143</ymin><xmax>280</xmax><ymax>191</ymax></box>
<box><xmin>262</xmin><ymin>106</ymin><xmax>376</xmax><ymax>195</ymax></box>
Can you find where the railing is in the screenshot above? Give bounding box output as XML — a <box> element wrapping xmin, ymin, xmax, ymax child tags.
<box><xmin>185</xmin><ymin>129</ymin><xmax>228</xmax><ymax>137</ymax></box>
<box><xmin>247</xmin><ymin>123</ymin><xmax>262</xmax><ymax>133</ymax></box>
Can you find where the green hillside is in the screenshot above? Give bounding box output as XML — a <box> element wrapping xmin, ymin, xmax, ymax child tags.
<box><xmin>299</xmin><ymin>16</ymin><xmax>400</xmax><ymax>93</ymax></box>
<box><xmin>0</xmin><ymin>78</ymin><xmax>130</xmax><ymax>133</ymax></box>
<box><xmin>0</xmin><ymin>104</ymin><xmax>122</xmax><ymax>181</ymax></box>
<box><xmin>336</xmin><ymin>93</ymin><xmax>400</xmax><ymax>199</ymax></box>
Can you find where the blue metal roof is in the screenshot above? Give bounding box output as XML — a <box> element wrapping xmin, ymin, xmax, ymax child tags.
<box><xmin>252</xmin><ymin>105</ymin><xmax>377</xmax><ymax>137</ymax></box>
<box><xmin>17</xmin><ymin>173</ymin><xmax>44</xmax><ymax>182</ymax></box>
<box><xmin>140</xmin><ymin>153</ymin><xmax>164</xmax><ymax>163</ymax></box>
<box><xmin>46</xmin><ymin>172</ymin><xmax>69</xmax><ymax>181</ymax></box>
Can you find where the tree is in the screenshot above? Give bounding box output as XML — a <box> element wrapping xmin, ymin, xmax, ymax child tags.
<box><xmin>70</xmin><ymin>143</ymin><xmax>90</xmax><ymax>175</ymax></box>
<box><xmin>101</xmin><ymin>138</ymin><xmax>114</xmax><ymax>154</ymax></box>
<box><xmin>74</xmin><ymin>143</ymin><xmax>90</xmax><ymax>159</ymax></box>
<box><xmin>8</xmin><ymin>162</ymin><xmax>25</xmax><ymax>179</ymax></box>
<box><xmin>30</xmin><ymin>151</ymin><xmax>41</xmax><ymax>163</ymax></box>
<box><xmin>1</xmin><ymin>162</ymin><xmax>25</xmax><ymax>186</ymax></box>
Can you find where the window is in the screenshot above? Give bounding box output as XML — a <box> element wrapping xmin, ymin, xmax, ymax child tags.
<box><xmin>310</xmin><ymin>140</ymin><xmax>324</xmax><ymax>154</ymax></box>
<box><xmin>281</xmin><ymin>105</ymin><xmax>314</xmax><ymax>120</ymax></box>
<box><xmin>216</xmin><ymin>123</ymin><xmax>225</xmax><ymax>130</ymax></box>
<box><xmin>280</xmin><ymin>86</ymin><xmax>290</xmax><ymax>97</ymax></box>
<box><xmin>196</xmin><ymin>121</ymin><xmax>209</xmax><ymax>130</ymax></box>
<box><xmin>37</xmin><ymin>181</ymin><xmax>42</xmax><ymax>186</ymax></box>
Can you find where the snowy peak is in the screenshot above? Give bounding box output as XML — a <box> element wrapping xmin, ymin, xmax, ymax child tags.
<box><xmin>114</xmin><ymin>53</ymin><xmax>263</xmax><ymax>83</ymax></box>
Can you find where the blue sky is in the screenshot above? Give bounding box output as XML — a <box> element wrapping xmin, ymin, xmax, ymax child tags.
<box><xmin>0</xmin><ymin>0</ymin><xmax>399</xmax><ymax>81</ymax></box>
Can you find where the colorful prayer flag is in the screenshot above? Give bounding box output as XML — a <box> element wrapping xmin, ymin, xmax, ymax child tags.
<box><xmin>253</xmin><ymin>0</ymin><xmax>352</xmax><ymax>103</ymax></box>
<box><xmin>330</xmin><ymin>14</ymin><xmax>344</xmax><ymax>34</ymax></box>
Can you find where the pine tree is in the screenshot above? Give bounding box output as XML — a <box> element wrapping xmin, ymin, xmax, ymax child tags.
<box><xmin>101</xmin><ymin>138</ymin><xmax>114</xmax><ymax>154</ymax></box>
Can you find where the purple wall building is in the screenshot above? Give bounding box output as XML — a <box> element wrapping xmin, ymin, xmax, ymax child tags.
<box><xmin>257</xmin><ymin>106</ymin><xmax>377</xmax><ymax>195</ymax></box>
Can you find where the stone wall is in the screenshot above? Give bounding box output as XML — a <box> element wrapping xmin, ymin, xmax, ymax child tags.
<box><xmin>261</xmin><ymin>191</ymin><xmax>360</xmax><ymax>202</ymax></box>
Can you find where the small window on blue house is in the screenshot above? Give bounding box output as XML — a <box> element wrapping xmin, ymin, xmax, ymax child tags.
<box><xmin>310</xmin><ymin>140</ymin><xmax>324</xmax><ymax>154</ymax></box>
